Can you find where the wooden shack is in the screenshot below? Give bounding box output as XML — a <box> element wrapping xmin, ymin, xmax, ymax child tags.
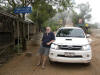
<box><xmin>0</xmin><ymin>11</ymin><xmax>34</xmax><ymax>58</ymax></box>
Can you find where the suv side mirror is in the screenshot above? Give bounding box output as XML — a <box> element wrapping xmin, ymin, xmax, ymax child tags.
<box><xmin>86</xmin><ymin>34</ymin><xmax>90</xmax><ymax>38</ymax></box>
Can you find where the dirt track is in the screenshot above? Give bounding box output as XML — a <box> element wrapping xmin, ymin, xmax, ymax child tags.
<box><xmin>0</xmin><ymin>35</ymin><xmax>100</xmax><ymax>75</ymax></box>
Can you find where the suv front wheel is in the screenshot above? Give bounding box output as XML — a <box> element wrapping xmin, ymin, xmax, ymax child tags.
<box><xmin>49</xmin><ymin>59</ymin><xmax>55</xmax><ymax>64</ymax></box>
<box><xmin>84</xmin><ymin>62</ymin><xmax>91</xmax><ymax>66</ymax></box>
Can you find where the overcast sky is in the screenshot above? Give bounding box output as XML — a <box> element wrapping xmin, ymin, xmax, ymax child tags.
<box><xmin>75</xmin><ymin>0</ymin><xmax>100</xmax><ymax>24</ymax></box>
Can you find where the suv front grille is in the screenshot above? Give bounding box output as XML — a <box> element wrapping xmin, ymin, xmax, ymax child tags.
<box><xmin>57</xmin><ymin>55</ymin><xmax>82</xmax><ymax>58</ymax></box>
<box><xmin>58</xmin><ymin>45</ymin><xmax>82</xmax><ymax>50</ymax></box>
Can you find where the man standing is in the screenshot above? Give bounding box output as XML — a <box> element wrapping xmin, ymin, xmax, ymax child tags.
<box><xmin>37</xmin><ymin>26</ymin><xmax>55</xmax><ymax>69</ymax></box>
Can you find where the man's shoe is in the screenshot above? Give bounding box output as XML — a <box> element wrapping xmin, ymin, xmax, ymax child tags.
<box><xmin>36</xmin><ymin>63</ymin><xmax>41</xmax><ymax>66</ymax></box>
<box><xmin>41</xmin><ymin>65</ymin><xmax>45</xmax><ymax>69</ymax></box>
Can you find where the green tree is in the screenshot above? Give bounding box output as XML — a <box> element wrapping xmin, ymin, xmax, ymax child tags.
<box><xmin>28</xmin><ymin>0</ymin><xmax>56</xmax><ymax>31</ymax></box>
<box><xmin>28</xmin><ymin>0</ymin><xmax>73</xmax><ymax>30</ymax></box>
<box><xmin>72</xmin><ymin>11</ymin><xmax>79</xmax><ymax>25</ymax></box>
<box><xmin>43</xmin><ymin>19</ymin><xmax>60</xmax><ymax>31</ymax></box>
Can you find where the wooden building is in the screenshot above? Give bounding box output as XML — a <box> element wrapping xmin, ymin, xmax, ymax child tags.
<box><xmin>0</xmin><ymin>11</ymin><xmax>34</xmax><ymax>58</ymax></box>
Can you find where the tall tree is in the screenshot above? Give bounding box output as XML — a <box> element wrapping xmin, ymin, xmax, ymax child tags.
<box><xmin>78</xmin><ymin>2</ymin><xmax>92</xmax><ymax>22</ymax></box>
<box><xmin>28</xmin><ymin>0</ymin><xmax>73</xmax><ymax>30</ymax></box>
<box><xmin>72</xmin><ymin>3</ymin><xmax>92</xmax><ymax>25</ymax></box>
<box><xmin>28</xmin><ymin>0</ymin><xmax>56</xmax><ymax>31</ymax></box>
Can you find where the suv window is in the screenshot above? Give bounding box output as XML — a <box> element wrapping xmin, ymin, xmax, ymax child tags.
<box><xmin>56</xmin><ymin>29</ymin><xmax>85</xmax><ymax>38</ymax></box>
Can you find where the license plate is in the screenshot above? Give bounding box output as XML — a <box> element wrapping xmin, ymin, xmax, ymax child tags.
<box><xmin>64</xmin><ymin>52</ymin><xmax>75</xmax><ymax>56</ymax></box>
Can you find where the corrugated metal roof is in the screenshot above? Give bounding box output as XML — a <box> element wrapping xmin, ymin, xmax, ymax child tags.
<box><xmin>0</xmin><ymin>10</ymin><xmax>34</xmax><ymax>24</ymax></box>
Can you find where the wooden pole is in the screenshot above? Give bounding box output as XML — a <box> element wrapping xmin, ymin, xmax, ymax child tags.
<box><xmin>28</xmin><ymin>23</ymin><xmax>30</xmax><ymax>40</ymax></box>
<box><xmin>17</xmin><ymin>20</ymin><xmax>20</xmax><ymax>53</ymax></box>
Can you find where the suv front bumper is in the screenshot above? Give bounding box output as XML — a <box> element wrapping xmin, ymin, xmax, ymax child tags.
<box><xmin>49</xmin><ymin>49</ymin><xmax>92</xmax><ymax>63</ymax></box>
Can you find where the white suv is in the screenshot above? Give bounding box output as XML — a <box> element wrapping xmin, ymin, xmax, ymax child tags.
<box><xmin>49</xmin><ymin>27</ymin><xmax>92</xmax><ymax>64</ymax></box>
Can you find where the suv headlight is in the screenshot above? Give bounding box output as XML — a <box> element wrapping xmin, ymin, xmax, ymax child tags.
<box><xmin>51</xmin><ymin>43</ymin><xmax>58</xmax><ymax>50</ymax></box>
<box><xmin>82</xmin><ymin>44</ymin><xmax>91</xmax><ymax>50</ymax></box>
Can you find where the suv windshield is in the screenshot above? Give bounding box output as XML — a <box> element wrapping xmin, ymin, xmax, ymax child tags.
<box><xmin>56</xmin><ymin>29</ymin><xmax>85</xmax><ymax>38</ymax></box>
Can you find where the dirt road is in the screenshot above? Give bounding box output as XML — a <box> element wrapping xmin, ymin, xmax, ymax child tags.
<box><xmin>0</xmin><ymin>36</ymin><xmax>100</xmax><ymax>75</ymax></box>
